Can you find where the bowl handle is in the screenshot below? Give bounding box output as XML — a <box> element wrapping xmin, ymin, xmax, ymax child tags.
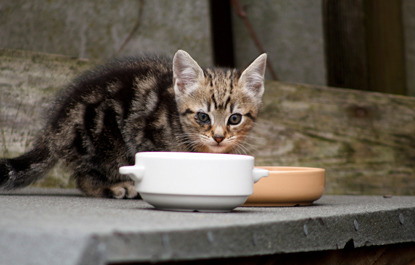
<box><xmin>119</xmin><ymin>165</ymin><xmax>145</xmax><ymax>182</ymax></box>
<box><xmin>252</xmin><ymin>168</ymin><xmax>269</xmax><ymax>183</ymax></box>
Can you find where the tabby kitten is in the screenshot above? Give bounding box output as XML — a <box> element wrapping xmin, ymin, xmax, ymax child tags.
<box><xmin>0</xmin><ymin>50</ymin><xmax>267</xmax><ymax>198</ymax></box>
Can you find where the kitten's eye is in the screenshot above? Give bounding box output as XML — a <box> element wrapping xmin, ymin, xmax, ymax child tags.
<box><xmin>228</xmin><ymin>114</ymin><xmax>242</xmax><ymax>125</ymax></box>
<box><xmin>196</xmin><ymin>112</ymin><xmax>211</xmax><ymax>124</ymax></box>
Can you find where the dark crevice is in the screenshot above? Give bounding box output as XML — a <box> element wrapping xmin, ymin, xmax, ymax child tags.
<box><xmin>344</xmin><ymin>238</ymin><xmax>355</xmax><ymax>249</ymax></box>
<box><xmin>209</xmin><ymin>0</ymin><xmax>235</xmax><ymax>68</ymax></box>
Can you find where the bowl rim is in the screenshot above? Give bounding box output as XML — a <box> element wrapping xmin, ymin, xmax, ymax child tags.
<box><xmin>136</xmin><ymin>151</ymin><xmax>253</xmax><ymax>161</ymax></box>
<box><xmin>256</xmin><ymin>166</ymin><xmax>325</xmax><ymax>174</ymax></box>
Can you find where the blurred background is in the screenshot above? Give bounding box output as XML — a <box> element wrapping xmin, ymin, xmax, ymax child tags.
<box><xmin>1</xmin><ymin>0</ymin><xmax>414</xmax><ymax>195</ymax></box>
<box><xmin>1</xmin><ymin>0</ymin><xmax>414</xmax><ymax>96</ymax></box>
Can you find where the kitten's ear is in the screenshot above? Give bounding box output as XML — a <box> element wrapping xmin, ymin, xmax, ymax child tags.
<box><xmin>239</xmin><ymin>53</ymin><xmax>267</xmax><ymax>100</ymax></box>
<box><xmin>173</xmin><ymin>50</ymin><xmax>204</xmax><ymax>96</ymax></box>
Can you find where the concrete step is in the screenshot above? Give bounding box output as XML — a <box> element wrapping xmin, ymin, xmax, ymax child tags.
<box><xmin>1</xmin><ymin>188</ymin><xmax>415</xmax><ymax>264</ymax></box>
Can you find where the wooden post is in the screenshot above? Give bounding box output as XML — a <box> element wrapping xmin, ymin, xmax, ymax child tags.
<box><xmin>323</xmin><ymin>0</ymin><xmax>407</xmax><ymax>95</ymax></box>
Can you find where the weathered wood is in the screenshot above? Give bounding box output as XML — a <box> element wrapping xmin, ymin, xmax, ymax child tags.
<box><xmin>0</xmin><ymin>49</ymin><xmax>92</xmax><ymax>188</ymax></box>
<box><xmin>252</xmin><ymin>82</ymin><xmax>415</xmax><ymax>195</ymax></box>
<box><xmin>1</xmin><ymin>49</ymin><xmax>414</xmax><ymax>194</ymax></box>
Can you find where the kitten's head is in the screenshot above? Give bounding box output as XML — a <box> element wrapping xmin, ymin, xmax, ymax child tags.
<box><xmin>173</xmin><ymin>50</ymin><xmax>267</xmax><ymax>154</ymax></box>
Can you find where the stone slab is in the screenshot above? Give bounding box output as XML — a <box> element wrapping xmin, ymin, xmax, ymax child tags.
<box><xmin>0</xmin><ymin>188</ymin><xmax>415</xmax><ymax>265</ymax></box>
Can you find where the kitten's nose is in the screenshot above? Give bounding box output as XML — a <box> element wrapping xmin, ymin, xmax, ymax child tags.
<box><xmin>213</xmin><ymin>136</ymin><xmax>224</xmax><ymax>143</ymax></box>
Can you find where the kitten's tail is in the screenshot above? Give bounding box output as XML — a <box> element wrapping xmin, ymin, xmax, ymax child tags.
<box><xmin>0</xmin><ymin>143</ymin><xmax>57</xmax><ymax>190</ymax></box>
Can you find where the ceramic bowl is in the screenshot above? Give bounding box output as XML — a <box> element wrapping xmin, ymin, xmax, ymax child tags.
<box><xmin>119</xmin><ymin>152</ymin><xmax>268</xmax><ymax>212</ymax></box>
<box><xmin>244</xmin><ymin>166</ymin><xmax>325</xmax><ymax>206</ymax></box>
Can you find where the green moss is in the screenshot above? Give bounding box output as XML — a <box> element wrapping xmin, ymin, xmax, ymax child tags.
<box><xmin>32</xmin><ymin>166</ymin><xmax>75</xmax><ymax>189</ymax></box>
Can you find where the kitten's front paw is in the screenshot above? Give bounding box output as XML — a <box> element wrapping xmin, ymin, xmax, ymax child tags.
<box><xmin>109</xmin><ymin>181</ymin><xmax>138</xmax><ymax>199</ymax></box>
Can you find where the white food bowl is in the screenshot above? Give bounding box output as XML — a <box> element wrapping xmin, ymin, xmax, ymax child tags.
<box><xmin>119</xmin><ymin>152</ymin><xmax>268</xmax><ymax>212</ymax></box>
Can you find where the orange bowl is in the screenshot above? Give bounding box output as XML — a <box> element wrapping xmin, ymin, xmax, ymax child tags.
<box><xmin>244</xmin><ymin>166</ymin><xmax>325</xmax><ymax>206</ymax></box>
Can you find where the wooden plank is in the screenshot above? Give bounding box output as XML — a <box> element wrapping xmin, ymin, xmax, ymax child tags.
<box><xmin>323</xmin><ymin>0</ymin><xmax>407</xmax><ymax>95</ymax></box>
<box><xmin>323</xmin><ymin>0</ymin><xmax>369</xmax><ymax>91</ymax></box>
<box><xmin>0</xmin><ymin>49</ymin><xmax>92</xmax><ymax>188</ymax></box>
<box><xmin>365</xmin><ymin>0</ymin><xmax>406</xmax><ymax>95</ymax></box>
<box><xmin>252</xmin><ymin>81</ymin><xmax>415</xmax><ymax>195</ymax></box>
<box><xmin>1</xmin><ymin>49</ymin><xmax>414</xmax><ymax>194</ymax></box>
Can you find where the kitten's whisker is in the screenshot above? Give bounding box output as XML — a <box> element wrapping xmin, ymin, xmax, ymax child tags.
<box><xmin>238</xmin><ymin>144</ymin><xmax>250</xmax><ymax>155</ymax></box>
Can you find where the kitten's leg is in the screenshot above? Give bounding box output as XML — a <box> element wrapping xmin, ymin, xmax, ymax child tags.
<box><xmin>74</xmin><ymin>170</ymin><xmax>138</xmax><ymax>199</ymax></box>
<box><xmin>107</xmin><ymin>181</ymin><xmax>138</xmax><ymax>199</ymax></box>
